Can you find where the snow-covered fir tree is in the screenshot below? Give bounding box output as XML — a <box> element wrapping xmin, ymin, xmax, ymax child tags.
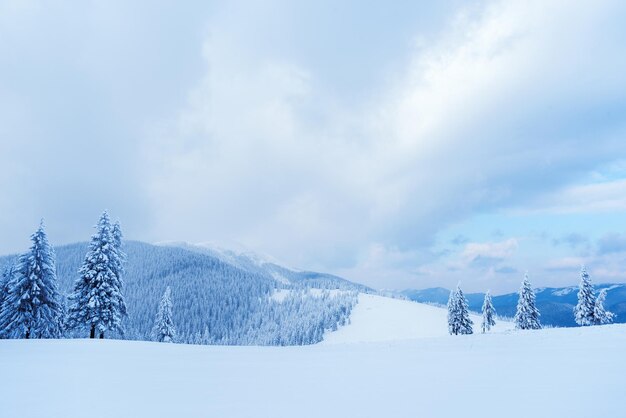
<box><xmin>110</xmin><ymin>219</ymin><xmax>127</xmax><ymax>320</ymax></box>
<box><xmin>447</xmin><ymin>285</ymin><xmax>473</xmax><ymax>335</ymax></box>
<box><xmin>593</xmin><ymin>289</ymin><xmax>614</xmax><ymax>325</ymax></box>
<box><xmin>0</xmin><ymin>222</ymin><xmax>64</xmax><ymax>339</ymax></box>
<box><xmin>481</xmin><ymin>291</ymin><xmax>496</xmax><ymax>333</ymax></box>
<box><xmin>67</xmin><ymin>211</ymin><xmax>127</xmax><ymax>338</ymax></box>
<box><xmin>456</xmin><ymin>286</ymin><xmax>474</xmax><ymax>335</ymax></box>
<box><xmin>514</xmin><ymin>273</ymin><xmax>541</xmax><ymax>330</ymax></box>
<box><xmin>447</xmin><ymin>288</ymin><xmax>458</xmax><ymax>335</ymax></box>
<box><xmin>152</xmin><ymin>287</ymin><xmax>177</xmax><ymax>343</ymax></box>
<box><xmin>0</xmin><ymin>264</ymin><xmax>15</xmax><ymax>338</ymax></box>
<box><xmin>112</xmin><ymin>221</ymin><xmax>123</xmax><ymax>250</ymax></box>
<box><xmin>112</xmin><ymin>221</ymin><xmax>126</xmax><ymax>272</ymax></box>
<box><xmin>574</xmin><ymin>266</ymin><xmax>595</xmax><ymax>326</ymax></box>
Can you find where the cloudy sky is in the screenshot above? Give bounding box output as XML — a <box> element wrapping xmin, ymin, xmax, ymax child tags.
<box><xmin>1</xmin><ymin>0</ymin><xmax>626</xmax><ymax>292</ymax></box>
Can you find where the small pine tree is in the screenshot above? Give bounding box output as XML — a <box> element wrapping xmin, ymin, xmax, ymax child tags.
<box><xmin>514</xmin><ymin>273</ymin><xmax>541</xmax><ymax>330</ymax></box>
<box><xmin>593</xmin><ymin>289</ymin><xmax>614</xmax><ymax>325</ymax></box>
<box><xmin>574</xmin><ymin>266</ymin><xmax>595</xmax><ymax>326</ymax></box>
<box><xmin>448</xmin><ymin>285</ymin><xmax>473</xmax><ymax>335</ymax></box>
<box><xmin>201</xmin><ymin>325</ymin><xmax>210</xmax><ymax>345</ymax></box>
<box><xmin>0</xmin><ymin>222</ymin><xmax>64</xmax><ymax>339</ymax></box>
<box><xmin>152</xmin><ymin>287</ymin><xmax>177</xmax><ymax>343</ymax></box>
<box><xmin>481</xmin><ymin>291</ymin><xmax>496</xmax><ymax>333</ymax></box>
<box><xmin>67</xmin><ymin>211</ymin><xmax>127</xmax><ymax>338</ymax></box>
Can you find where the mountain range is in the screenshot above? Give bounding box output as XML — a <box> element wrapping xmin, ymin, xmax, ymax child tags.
<box><xmin>4</xmin><ymin>237</ymin><xmax>625</xmax><ymax>334</ymax></box>
<box><xmin>402</xmin><ymin>284</ymin><xmax>626</xmax><ymax>327</ymax></box>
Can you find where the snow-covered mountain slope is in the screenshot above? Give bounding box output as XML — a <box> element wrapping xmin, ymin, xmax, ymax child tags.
<box><xmin>167</xmin><ymin>241</ymin><xmax>373</xmax><ymax>292</ymax></box>
<box><xmin>0</xmin><ymin>241</ymin><xmax>362</xmax><ymax>345</ymax></box>
<box><xmin>322</xmin><ymin>294</ymin><xmax>513</xmax><ymax>344</ymax></box>
<box><xmin>2</xmin><ymin>323</ymin><xmax>625</xmax><ymax>418</ymax></box>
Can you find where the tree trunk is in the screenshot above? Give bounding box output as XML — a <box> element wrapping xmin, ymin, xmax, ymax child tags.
<box><xmin>99</xmin><ymin>332</ymin><xmax>104</xmax><ymax>339</ymax></box>
<box><xmin>89</xmin><ymin>326</ymin><xmax>95</xmax><ymax>339</ymax></box>
<box><xmin>25</xmin><ymin>328</ymin><xmax>30</xmax><ymax>339</ymax></box>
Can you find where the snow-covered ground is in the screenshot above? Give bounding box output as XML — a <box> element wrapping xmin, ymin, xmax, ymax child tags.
<box><xmin>322</xmin><ymin>293</ymin><xmax>512</xmax><ymax>344</ymax></box>
<box><xmin>1</xmin><ymin>294</ymin><xmax>624</xmax><ymax>418</ymax></box>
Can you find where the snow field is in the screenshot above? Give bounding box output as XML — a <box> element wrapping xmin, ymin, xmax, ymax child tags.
<box><xmin>1</xmin><ymin>294</ymin><xmax>623</xmax><ymax>418</ymax></box>
<box><xmin>322</xmin><ymin>293</ymin><xmax>513</xmax><ymax>344</ymax></box>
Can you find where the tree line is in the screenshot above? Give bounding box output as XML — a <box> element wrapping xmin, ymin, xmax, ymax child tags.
<box><xmin>447</xmin><ymin>268</ymin><xmax>614</xmax><ymax>335</ymax></box>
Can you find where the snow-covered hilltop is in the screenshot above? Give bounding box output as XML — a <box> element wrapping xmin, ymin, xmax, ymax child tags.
<box><xmin>1</xmin><ymin>314</ymin><xmax>624</xmax><ymax>418</ymax></box>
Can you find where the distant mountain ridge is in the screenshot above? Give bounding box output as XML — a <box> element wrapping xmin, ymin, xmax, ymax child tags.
<box><xmin>402</xmin><ymin>284</ymin><xmax>626</xmax><ymax>327</ymax></box>
<box><xmin>165</xmin><ymin>241</ymin><xmax>373</xmax><ymax>292</ymax></box>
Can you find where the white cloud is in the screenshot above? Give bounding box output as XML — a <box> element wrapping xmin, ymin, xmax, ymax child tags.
<box><xmin>461</xmin><ymin>238</ymin><xmax>518</xmax><ymax>264</ymax></box>
<box><xmin>514</xmin><ymin>179</ymin><xmax>626</xmax><ymax>214</ymax></box>
<box><xmin>140</xmin><ymin>0</ymin><xmax>626</xmax><ymax>289</ymax></box>
<box><xmin>1</xmin><ymin>0</ymin><xmax>613</xmax><ymax>290</ymax></box>
<box><xmin>544</xmin><ymin>257</ymin><xmax>587</xmax><ymax>272</ymax></box>
<box><xmin>542</xmin><ymin>253</ymin><xmax>626</xmax><ymax>285</ymax></box>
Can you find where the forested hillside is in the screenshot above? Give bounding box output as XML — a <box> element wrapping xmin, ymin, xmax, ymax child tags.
<box><xmin>0</xmin><ymin>241</ymin><xmax>366</xmax><ymax>345</ymax></box>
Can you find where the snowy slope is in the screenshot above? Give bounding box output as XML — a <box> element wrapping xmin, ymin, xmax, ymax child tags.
<box><xmin>0</xmin><ymin>241</ymin><xmax>362</xmax><ymax>345</ymax></box>
<box><xmin>322</xmin><ymin>294</ymin><xmax>513</xmax><ymax>344</ymax></box>
<box><xmin>2</xmin><ymin>323</ymin><xmax>626</xmax><ymax>418</ymax></box>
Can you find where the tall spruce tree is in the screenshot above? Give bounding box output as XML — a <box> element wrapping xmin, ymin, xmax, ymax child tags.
<box><xmin>111</xmin><ymin>220</ymin><xmax>127</xmax><ymax>321</ymax></box>
<box><xmin>447</xmin><ymin>289</ymin><xmax>458</xmax><ymax>335</ymax></box>
<box><xmin>514</xmin><ymin>273</ymin><xmax>541</xmax><ymax>330</ymax></box>
<box><xmin>574</xmin><ymin>266</ymin><xmax>595</xmax><ymax>326</ymax></box>
<box><xmin>481</xmin><ymin>291</ymin><xmax>496</xmax><ymax>333</ymax></box>
<box><xmin>455</xmin><ymin>286</ymin><xmax>474</xmax><ymax>335</ymax></box>
<box><xmin>112</xmin><ymin>221</ymin><xmax>123</xmax><ymax>249</ymax></box>
<box><xmin>447</xmin><ymin>285</ymin><xmax>473</xmax><ymax>335</ymax></box>
<box><xmin>152</xmin><ymin>287</ymin><xmax>177</xmax><ymax>343</ymax></box>
<box><xmin>593</xmin><ymin>289</ymin><xmax>614</xmax><ymax>325</ymax></box>
<box><xmin>67</xmin><ymin>211</ymin><xmax>127</xmax><ymax>338</ymax></box>
<box><xmin>112</xmin><ymin>221</ymin><xmax>126</xmax><ymax>273</ymax></box>
<box><xmin>0</xmin><ymin>222</ymin><xmax>64</xmax><ymax>339</ymax></box>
